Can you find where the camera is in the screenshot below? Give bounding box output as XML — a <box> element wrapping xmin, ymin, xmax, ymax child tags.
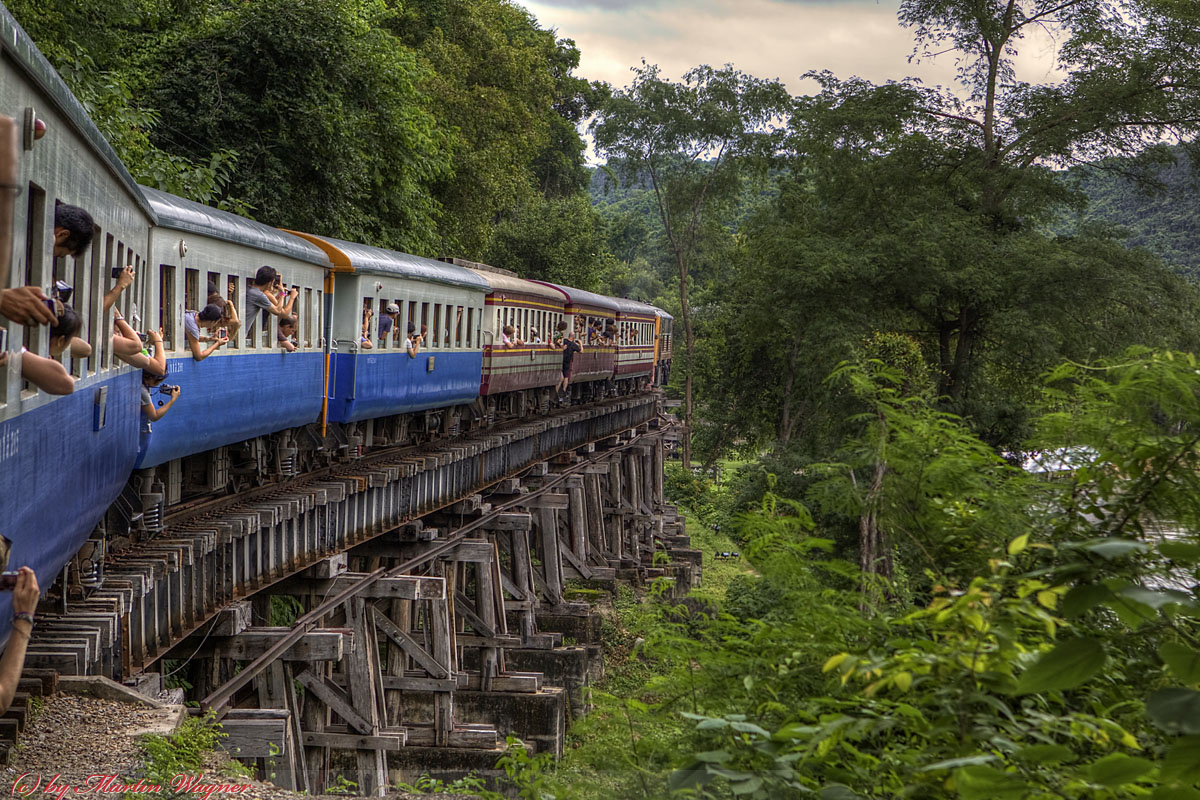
<box><xmin>111</xmin><ymin>266</ymin><xmax>124</xmax><ymax>279</ymax></box>
<box><xmin>138</xmin><ymin>332</ymin><xmax>149</xmax><ymax>345</ymax></box>
<box><xmin>52</xmin><ymin>280</ymin><xmax>73</xmax><ymax>305</ymax></box>
<box><xmin>160</xmin><ymin>384</ymin><xmax>179</xmax><ymax>394</ymax></box>
<box><xmin>0</xmin><ymin>571</ymin><xmax>18</xmax><ymax>591</ymax></box>
<box><xmin>217</xmin><ymin>328</ymin><xmax>228</xmax><ymax>339</ymax></box>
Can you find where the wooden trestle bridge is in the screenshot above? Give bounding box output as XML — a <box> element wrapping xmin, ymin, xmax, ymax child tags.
<box><xmin>19</xmin><ymin>394</ymin><xmax>697</xmax><ymax>793</ymax></box>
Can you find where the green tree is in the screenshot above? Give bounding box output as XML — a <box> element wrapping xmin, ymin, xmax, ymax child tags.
<box><xmin>483</xmin><ymin>193</ymin><xmax>607</xmax><ymax>290</ymax></box>
<box><xmin>149</xmin><ymin>0</ymin><xmax>450</xmax><ymax>253</ymax></box>
<box><xmin>389</xmin><ymin>0</ymin><xmax>602</xmax><ymax>257</ymax></box>
<box><xmin>592</xmin><ymin>64</ymin><xmax>791</xmax><ymax>466</ymax></box>
<box><xmin>839</xmin><ymin>0</ymin><xmax>1200</xmax><ymax>403</ymax></box>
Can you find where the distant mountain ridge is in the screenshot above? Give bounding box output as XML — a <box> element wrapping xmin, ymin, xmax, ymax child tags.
<box><xmin>1059</xmin><ymin>147</ymin><xmax>1200</xmax><ymax>279</ymax></box>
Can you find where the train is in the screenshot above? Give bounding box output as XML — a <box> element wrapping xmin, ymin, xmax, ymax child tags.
<box><xmin>0</xmin><ymin>4</ymin><xmax>673</xmax><ymax>638</ymax></box>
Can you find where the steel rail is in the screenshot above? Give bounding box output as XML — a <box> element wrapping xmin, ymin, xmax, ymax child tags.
<box><xmin>199</xmin><ymin>423</ymin><xmax>662</xmax><ymax>715</ymax></box>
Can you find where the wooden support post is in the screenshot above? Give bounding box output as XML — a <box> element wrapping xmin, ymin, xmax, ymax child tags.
<box><xmin>476</xmin><ymin>556</ymin><xmax>500</xmax><ymax>689</ymax></box>
<box><xmin>344</xmin><ymin>597</ymin><xmax>386</xmax><ymax>796</ymax></box>
<box><xmin>428</xmin><ymin>588</ymin><xmax>454</xmax><ymax>747</ymax></box>
<box><xmin>511</xmin><ymin>529</ymin><xmax>537</xmax><ymax>643</ymax></box>
<box><xmin>568</xmin><ymin>486</ymin><xmax>587</xmax><ymax>563</ymax></box>
<box><xmin>537</xmin><ymin>508</ymin><xmax>564</xmax><ymax>605</ymax></box>
<box><xmin>383</xmin><ymin>597</ymin><xmax>410</xmax><ymax>727</ymax></box>
<box><xmin>301</xmin><ymin>663</ymin><xmax>331</xmax><ymax>794</ymax></box>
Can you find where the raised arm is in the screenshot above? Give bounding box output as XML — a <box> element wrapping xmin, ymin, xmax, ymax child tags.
<box><xmin>103</xmin><ymin>265</ymin><xmax>134</xmax><ymax>313</ymax></box>
<box><xmin>0</xmin><ymin>568</ymin><xmax>39</xmax><ymax>713</ymax></box>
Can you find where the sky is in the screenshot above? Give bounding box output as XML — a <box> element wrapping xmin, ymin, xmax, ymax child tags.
<box><xmin>518</xmin><ymin>0</ymin><xmax>1063</xmax><ymax>96</ymax></box>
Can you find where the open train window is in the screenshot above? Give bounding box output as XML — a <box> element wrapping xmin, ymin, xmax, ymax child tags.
<box><xmin>455</xmin><ymin>305</ymin><xmax>463</xmax><ymax>348</ymax></box>
<box><xmin>159</xmin><ymin>265</ymin><xmax>176</xmax><ymax>351</ymax></box>
<box><xmin>420</xmin><ymin>302</ymin><xmax>429</xmax><ymax>346</ymax></box>
<box><xmin>85</xmin><ymin>226</ymin><xmax>101</xmax><ymax>376</ymax></box>
<box><xmin>22</xmin><ymin>184</ymin><xmax>45</xmax><ymax>358</ymax></box>
<box><xmin>431</xmin><ymin>304</ymin><xmax>441</xmax><ymax>349</ymax></box>
<box><xmin>221</xmin><ymin>274</ymin><xmax>237</xmax><ymax>350</ymax></box>
<box><xmin>303</xmin><ymin>288</ymin><xmax>313</xmax><ymax>348</ymax></box>
<box><xmin>466</xmin><ymin>307</ymin><xmax>474</xmax><ymax>348</ymax></box>
<box><xmin>184</xmin><ymin>268</ymin><xmax>199</xmax><ymax>317</ymax></box>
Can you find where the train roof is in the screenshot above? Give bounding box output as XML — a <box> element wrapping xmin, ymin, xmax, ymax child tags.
<box><xmin>465</xmin><ymin>269</ymin><xmax>565</xmax><ymax>304</ymax></box>
<box><xmin>286</xmin><ymin>232</ymin><xmax>489</xmax><ymax>291</ymax></box>
<box><xmin>610</xmin><ymin>297</ymin><xmax>660</xmax><ymax>318</ymax></box>
<box><xmin>0</xmin><ymin>7</ymin><xmax>157</xmax><ymax>222</ymax></box>
<box><xmin>141</xmin><ymin>187</ymin><xmax>331</xmax><ymax>266</ymax></box>
<box><xmin>528</xmin><ymin>281</ymin><xmax>619</xmax><ymax>315</ymax></box>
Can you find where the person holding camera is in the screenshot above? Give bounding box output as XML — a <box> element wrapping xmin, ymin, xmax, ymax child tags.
<box><xmin>244</xmin><ymin>266</ymin><xmax>297</xmax><ymax>339</ymax></box>
<box><xmin>406</xmin><ymin>322</ymin><xmax>424</xmax><ymax>358</ymax></box>
<box><xmin>140</xmin><ymin>371</ymin><xmax>180</xmax><ymax>428</ymax></box>
<box><xmin>184</xmin><ymin>304</ymin><xmax>227</xmax><ymax>361</ymax></box>
<box><xmin>0</xmin><ymin>567</ymin><xmax>40</xmax><ymax>714</ymax></box>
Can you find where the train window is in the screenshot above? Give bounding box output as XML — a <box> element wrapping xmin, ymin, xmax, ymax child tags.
<box><xmin>420</xmin><ymin>302</ymin><xmax>429</xmax><ymax>345</ymax></box>
<box><xmin>406</xmin><ymin>301</ymin><xmax>415</xmax><ymax>342</ymax></box>
<box><xmin>316</xmin><ymin>289</ymin><xmax>323</xmax><ymax>347</ymax></box>
<box><xmin>101</xmin><ymin>234</ymin><xmax>114</xmax><ymax>369</ymax></box>
<box><xmin>430</xmin><ymin>304</ymin><xmax>440</xmax><ymax>349</ymax></box>
<box><xmin>362</xmin><ymin>297</ymin><xmax>374</xmax><ymax>349</ymax></box>
<box><xmin>466</xmin><ymin>307</ymin><xmax>474</xmax><ymax>348</ymax></box>
<box><xmin>223</xmin><ymin>274</ymin><xmax>238</xmax><ymax>350</ymax></box>
<box><xmin>23</xmin><ymin>184</ymin><xmax>46</xmax><ymax>356</ymax></box>
<box><xmin>184</xmin><ymin>268</ymin><xmax>199</xmax><ymax>316</ymax></box>
<box><xmin>70</xmin><ymin>250</ymin><xmax>88</xmax><ymax>378</ymax></box>
<box><xmin>455</xmin><ymin>305</ymin><xmax>463</xmax><ymax>348</ymax></box>
<box><xmin>85</xmin><ymin>228</ymin><xmax>101</xmax><ymax>376</ymax></box>
<box><xmin>242</xmin><ymin>277</ymin><xmax>256</xmax><ymax>350</ymax></box>
<box><xmin>303</xmin><ymin>288</ymin><xmax>313</xmax><ymax>348</ymax></box>
<box><xmin>159</xmin><ymin>265</ymin><xmax>176</xmax><ymax>351</ymax></box>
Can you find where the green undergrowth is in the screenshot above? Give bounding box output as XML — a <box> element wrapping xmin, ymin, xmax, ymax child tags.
<box><xmin>125</xmin><ymin>714</ymin><xmax>232</xmax><ymax>799</ymax></box>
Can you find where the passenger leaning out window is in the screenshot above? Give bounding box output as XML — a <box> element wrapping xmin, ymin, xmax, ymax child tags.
<box><xmin>184</xmin><ymin>305</ymin><xmax>227</xmax><ymax>362</ymax></box>
<box><xmin>277</xmin><ymin>316</ymin><xmax>298</xmax><ymax>352</ymax></box>
<box><xmin>245</xmin><ymin>266</ymin><xmax>297</xmax><ymax>338</ymax></box>
<box><xmin>501</xmin><ymin>325</ymin><xmax>522</xmax><ymax>348</ymax></box>
<box><xmin>141</xmin><ymin>370</ymin><xmax>181</xmax><ymax>429</ymax></box>
<box><xmin>406</xmin><ymin>322</ymin><xmax>423</xmax><ymax>358</ymax></box>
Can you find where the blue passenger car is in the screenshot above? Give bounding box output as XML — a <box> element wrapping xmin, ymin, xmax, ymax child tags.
<box><xmin>0</xmin><ymin>6</ymin><xmax>155</xmax><ymax>607</ymax></box>
<box><xmin>136</xmin><ymin>189</ymin><xmax>331</xmax><ymax>468</ymax></box>
<box><xmin>288</xmin><ymin>233</ymin><xmax>488</xmax><ymax>424</ymax></box>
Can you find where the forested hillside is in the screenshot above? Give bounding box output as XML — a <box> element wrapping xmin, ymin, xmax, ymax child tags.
<box><xmin>1059</xmin><ymin>147</ymin><xmax>1200</xmax><ymax>279</ymax></box>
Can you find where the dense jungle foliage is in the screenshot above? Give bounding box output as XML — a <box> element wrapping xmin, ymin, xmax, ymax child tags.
<box><xmin>14</xmin><ymin>0</ymin><xmax>1200</xmax><ymax>796</ymax></box>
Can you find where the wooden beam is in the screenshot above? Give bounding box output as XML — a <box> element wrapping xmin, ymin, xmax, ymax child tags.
<box><xmin>302</xmin><ymin>731</ymin><xmax>407</xmax><ymax>751</ymax></box>
<box><xmin>488</xmin><ymin>512</ymin><xmax>532</xmax><ymax>531</ymax></box>
<box><xmin>369</xmin><ymin>606</ymin><xmax>449</xmax><ymax>679</ymax></box>
<box><xmin>299</xmin><ymin>574</ymin><xmax>445</xmax><ymax>600</ymax></box>
<box><xmin>295</xmin><ymin>670</ymin><xmax>374</xmax><ymax>735</ymax></box>
<box><xmin>206</xmin><ymin>628</ymin><xmax>347</xmax><ymax>662</ymax></box>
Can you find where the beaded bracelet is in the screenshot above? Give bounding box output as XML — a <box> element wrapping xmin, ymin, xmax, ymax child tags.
<box><xmin>12</xmin><ymin>612</ymin><xmax>33</xmax><ymax>627</ymax></box>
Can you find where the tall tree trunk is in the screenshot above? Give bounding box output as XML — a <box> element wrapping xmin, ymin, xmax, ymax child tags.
<box><xmin>679</xmin><ymin>255</ymin><xmax>694</xmax><ymax>468</ymax></box>
<box><xmin>779</xmin><ymin>334</ymin><xmax>803</xmax><ymax>444</ymax></box>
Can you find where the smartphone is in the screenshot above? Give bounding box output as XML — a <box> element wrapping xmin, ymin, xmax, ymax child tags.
<box><xmin>0</xmin><ymin>571</ymin><xmax>18</xmax><ymax>591</ymax></box>
<box><xmin>111</xmin><ymin>267</ymin><xmax>124</xmax><ymax>279</ymax></box>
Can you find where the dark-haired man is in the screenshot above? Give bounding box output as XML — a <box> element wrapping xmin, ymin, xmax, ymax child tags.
<box><xmin>244</xmin><ymin>265</ymin><xmax>297</xmax><ymax>339</ymax></box>
<box><xmin>53</xmin><ymin>203</ymin><xmax>93</xmax><ymax>258</ymax></box>
<box><xmin>0</xmin><ymin>203</ymin><xmax>95</xmax><ymax>325</ymax></box>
